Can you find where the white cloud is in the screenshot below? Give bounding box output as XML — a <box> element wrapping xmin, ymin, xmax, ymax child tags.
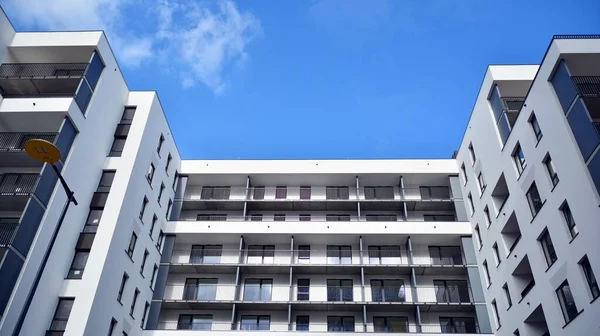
<box><xmin>2</xmin><ymin>0</ymin><xmax>261</xmax><ymax>93</ymax></box>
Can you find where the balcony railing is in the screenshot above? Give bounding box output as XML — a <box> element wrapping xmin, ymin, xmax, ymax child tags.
<box><xmin>0</xmin><ymin>173</ymin><xmax>39</xmax><ymax>195</ymax></box>
<box><xmin>180</xmin><ymin>215</ymin><xmax>458</xmax><ymax>222</ymax></box>
<box><xmin>501</xmin><ymin>96</ymin><xmax>526</xmax><ymax>113</ymax></box>
<box><xmin>0</xmin><ymin>220</ymin><xmax>19</xmax><ymax>246</ymax></box>
<box><xmin>0</xmin><ymin>62</ymin><xmax>88</xmax><ymax>79</ymax></box>
<box><xmin>571</xmin><ymin>76</ymin><xmax>600</xmax><ymax>97</ymax></box>
<box><xmin>0</xmin><ymin>132</ymin><xmax>58</xmax><ymax>152</ymax></box>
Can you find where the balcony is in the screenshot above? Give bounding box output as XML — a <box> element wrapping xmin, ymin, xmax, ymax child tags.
<box><xmin>0</xmin><ymin>220</ymin><xmax>19</xmax><ymax>247</ymax></box>
<box><xmin>0</xmin><ymin>132</ymin><xmax>58</xmax><ymax>167</ymax></box>
<box><xmin>0</xmin><ymin>173</ymin><xmax>39</xmax><ymax>211</ymax></box>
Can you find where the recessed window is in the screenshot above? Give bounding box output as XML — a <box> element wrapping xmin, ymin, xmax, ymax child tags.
<box><xmin>158</xmin><ymin>183</ymin><xmax>165</xmax><ymax>203</ymax></box>
<box><xmin>130</xmin><ymin>288</ymin><xmax>139</xmax><ymax>317</ymax></box>
<box><xmin>97</xmin><ymin>171</ymin><xmax>116</xmax><ymax>192</ymax></box>
<box><xmin>250</xmin><ymin>214</ymin><xmax>263</xmax><ymax>221</ymax></box>
<box><xmin>109</xmin><ymin>138</ymin><xmax>126</xmax><ymax>157</ymax></box>
<box><xmin>166</xmin><ymin>199</ymin><xmax>173</xmax><ymax>220</ymax></box>
<box><xmin>275</xmin><ymin>186</ymin><xmax>287</xmax><ymax>199</ymax></box>
<box><xmin>157</xmin><ymin>230</ymin><xmax>164</xmax><ymax>251</ymax></box>
<box><xmin>117</xmin><ymin>273</ymin><xmax>129</xmax><ymax>303</ymax></box>
<box><xmin>299</xmin><ymin>214</ymin><xmax>311</xmax><ymax>221</ymax></box>
<box><xmin>502</xmin><ymin>283</ymin><xmax>512</xmax><ymax>308</ymax></box>
<box><xmin>172</xmin><ymin>171</ymin><xmax>178</xmax><ymax>189</ymax></box>
<box><xmin>529</xmin><ymin>113</ymin><xmax>543</xmax><ymax>142</ymax></box>
<box><xmin>140</xmin><ymin>249</ymin><xmax>149</xmax><ymax>275</ymax></box>
<box><xmin>149</xmin><ymin>214</ymin><xmax>157</xmax><ymax>238</ymax></box>
<box><xmin>491</xmin><ymin>300</ymin><xmax>501</xmax><ymax>328</ymax></box>
<box><xmin>556</xmin><ymin>280</ymin><xmax>579</xmax><ymax>324</ymax></box>
<box><xmin>296</xmin><ymin>315</ymin><xmax>309</xmax><ymax>331</ymax></box>
<box><xmin>108</xmin><ymin>318</ymin><xmax>117</xmax><ymax>336</ymax></box>
<box><xmin>483</xmin><ymin>206</ymin><xmax>491</xmax><ymax>227</ymax></box>
<box><xmin>127</xmin><ymin>232</ymin><xmax>137</xmax><ymax>259</ymax></box>
<box><xmin>467</xmin><ymin>193</ymin><xmax>474</xmax><ymax>216</ymax></box>
<box><xmin>474</xmin><ymin>224</ymin><xmax>483</xmax><ymax>249</ymax></box>
<box><xmin>150</xmin><ymin>265</ymin><xmax>158</xmax><ymax>287</ymax></box>
<box><xmin>49</xmin><ymin>298</ymin><xmax>74</xmax><ymax>332</ymax></box>
<box><xmin>461</xmin><ymin>163</ymin><xmax>468</xmax><ymax>184</ymax></box>
<box><xmin>299</xmin><ymin>186</ymin><xmax>311</xmax><ymax>200</ymax></box>
<box><xmin>543</xmin><ymin>153</ymin><xmax>559</xmax><ymax>187</ymax></box>
<box><xmin>139</xmin><ymin>197</ymin><xmax>148</xmax><ymax>222</ymax></box>
<box><xmin>297</xmin><ymin>279</ymin><xmax>310</xmax><ymax>300</ymax></box>
<box><xmin>468</xmin><ymin>143</ymin><xmax>476</xmax><ymax>165</ymax></box>
<box><xmin>298</xmin><ymin>245</ymin><xmax>310</xmax><ymax>263</ymax></box>
<box><xmin>492</xmin><ymin>243</ymin><xmax>501</xmax><ymax>266</ymax></box>
<box><xmin>579</xmin><ymin>255</ymin><xmax>599</xmax><ymax>300</ymax></box>
<box><xmin>67</xmin><ymin>251</ymin><xmax>89</xmax><ymax>279</ymax></box>
<box><xmin>273</xmin><ymin>214</ymin><xmax>286</xmax><ymax>221</ymax></box>
<box><xmin>526</xmin><ymin>182</ymin><xmax>543</xmax><ymax>217</ymax></box>
<box><xmin>326</xmin><ymin>186</ymin><xmax>350</xmax><ymax>200</ymax></box>
<box><xmin>483</xmin><ymin>260</ymin><xmax>491</xmax><ymax>287</ymax></box>
<box><xmin>147</xmin><ymin>163</ymin><xmax>155</xmax><ymax>184</ymax></box>
<box><xmin>478</xmin><ymin>172</ymin><xmax>486</xmax><ymax>193</ymax></box>
<box><xmin>157</xmin><ymin>134</ymin><xmax>165</xmax><ymax>154</ymax></box>
<box><xmin>538</xmin><ymin>229</ymin><xmax>557</xmax><ymax>267</ymax></box>
<box><xmin>141</xmin><ymin>302</ymin><xmax>150</xmax><ymax>328</ymax></box>
<box><xmin>166</xmin><ymin>153</ymin><xmax>172</xmax><ymax>172</ymax></box>
<box><xmin>560</xmin><ymin>201</ymin><xmax>578</xmax><ymax>239</ymax></box>
<box><xmin>512</xmin><ymin>143</ymin><xmax>526</xmax><ymax>175</ymax></box>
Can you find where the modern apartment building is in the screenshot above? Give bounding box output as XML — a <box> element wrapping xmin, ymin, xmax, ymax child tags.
<box><xmin>0</xmin><ymin>6</ymin><xmax>599</xmax><ymax>336</ymax></box>
<box><xmin>456</xmin><ymin>35</ymin><xmax>600</xmax><ymax>336</ymax></box>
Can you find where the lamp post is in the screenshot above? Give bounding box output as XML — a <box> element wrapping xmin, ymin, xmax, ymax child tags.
<box><xmin>12</xmin><ymin>139</ymin><xmax>78</xmax><ymax>336</ymax></box>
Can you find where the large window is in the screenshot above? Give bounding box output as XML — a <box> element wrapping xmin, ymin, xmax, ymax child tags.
<box><xmin>253</xmin><ymin>186</ymin><xmax>265</xmax><ymax>200</ymax></box>
<box><xmin>428</xmin><ymin>246</ymin><xmax>462</xmax><ymax>266</ymax></box>
<box><xmin>327</xmin><ymin>316</ymin><xmax>354</xmax><ymax>332</ymax></box>
<box><xmin>49</xmin><ymin>298</ymin><xmax>74</xmax><ymax>332</ymax></box>
<box><xmin>247</xmin><ymin>245</ymin><xmax>275</xmax><ymax>264</ymax></box>
<box><xmin>373</xmin><ymin>317</ymin><xmax>409</xmax><ymax>333</ymax></box>
<box><xmin>275</xmin><ymin>186</ymin><xmax>287</xmax><ymax>199</ymax></box>
<box><xmin>243</xmin><ymin>279</ymin><xmax>273</xmax><ymax>301</ymax></box>
<box><xmin>543</xmin><ymin>153</ymin><xmax>559</xmax><ymax>187</ymax></box>
<box><xmin>184</xmin><ymin>278</ymin><xmax>218</xmax><ymax>300</ymax></box>
<box><xmin>240</xmin><ymin>316</ymin><xmax>270</xmax><ymax>331</ymax></box>
<box><xmin>433</xmin><ymin>280</ymin><xmax>470</xmax><ymax>303</ymax></box>
<box><xmin>368</xmin><ymin>246</ymin><xmax>401</xmax><ymax>264</ymax></box>
<box><xmin>296</xmin><ymin>315</ymin><xmax>309</xmax><ymax>331</ymax></box>
<box><xmin>190</xmin><ymin>245</ymin><xmax>222</xmax><ymax>264</ymax></box>
<box><xmin>439</xmin><ymin>317</ymin><xmax>477</xmax><ymax>334</ymax></box>
<box><xmin>327</xmin><ymin>279</ymin><xmax>353</xmax><ymax>301</ymax></box>
<box><xmin>177</xmin><ymin>314</ymin><xmax>212</xmax><ymax>331</ymax></box>
<box><xmin>326</xmin><ymin>186</ymin><xmax>350</xmax><ymax>200</ymax></box>
<box><xmin>327</xmin><ymin>245</ymin><xmax>352</xmax><ymax>264</ymax></box>
<box><xmin>512</xmin><ymin>143</ymin><xmax>527</xmax><ymax>175</ymax></box>
<box><xmin>371</xmin><ymin>279</ymin><xmax>405</xmax><ymax>302</ymax></box>
<box><xmin>579</xmin><ymin>255</ymin><xmax>599</xmax><ymax>300</ymax></box>
<box><xmin>364</xmin><ymin>186</ymin><xmax>394</xmax><ymax>200</ymax></box>
<box><xmin>201</xmin><ymin>186</ymin><xmax>230</xmax><ymax>200</ymax></box>
<box><xmin>539</xmin><ymin>229</ymin><xmax>557</xmax><ymax>267</ymax></box>
<box><xmin>526</xmin><ymin>182</ymin><xmax>543</xmax><ymax>217</ymax></box>
<box><xmin>298</xmin><ymin>245</ymin><xmax>310</xmax><ymax>264</ymax></box>
<box><xmin>300</xmin><ymin>186</ymin><xmax>311</xmax><ymax>200</ymax></box>
<box><xmin>556</xmin><ymin>281</ymin><xmax>579</xmax><ymax>324</ymax></box>
<box><xmin>297</xmin><ymin>279</ymin><xmax>310</xmax><ymax>300</ymax></box>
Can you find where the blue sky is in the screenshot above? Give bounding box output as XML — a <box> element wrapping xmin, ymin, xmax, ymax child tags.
<box><xmin>3</xmin><ymin>0</ymin><xmax>600</xmax><ymax>159</ymax></box>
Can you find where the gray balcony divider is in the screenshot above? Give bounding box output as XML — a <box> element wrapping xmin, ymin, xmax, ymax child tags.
<box><xmin>74</xmin><ymin>51</ymin><xmax>105</xmax><ymax>114</ymax></box>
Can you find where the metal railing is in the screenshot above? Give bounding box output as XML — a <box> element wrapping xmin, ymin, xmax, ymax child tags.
<box><xmin>0</xmin><ymin>173</ymin><xmax>39</xmax><ymax>195</ymax></box>
<box><xmin>179</xmin><ymin>215</ymin><xmax>458</xmax><ymax>222</ymax></box>
<box><xmin>571</xmin><ymin>76</ymin><xmax>600</xmax><ymax>97</ymax></box>
<box><xmin>501</xmin><ymin>97</ymin><xmax>526</xmax><ymax>113</ymax></box>
<box><xmin>0</xmin><ymin>132</ymin><xmax>58</xmax><ymax>152</ymax></box>
<box><xmin>593</xmin><ymin>122</ymin><xmax>600</xmax><ymax>138</ymax></box>
<box><xmin>0</xmin><ymin>220</ymin><xmax>19</xmax><ymax>246</ymax></box>
<box><xmin>554</xmin><ymin>34</ymin><xmax>600</xmax><ymax>39</ymax></box>
<box><xmin>0</xmin><ymin>62</ymin><xmax>87</xmax><ymax>79</ymax></box>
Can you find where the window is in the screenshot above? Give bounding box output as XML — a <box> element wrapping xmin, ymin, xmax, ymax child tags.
<box><xmin>190</xmin><ymin>245</ymin><xmax>223</xmax><ymax>264</ymax></box>
<box><xmin>468</xmin><ymin>143</ymin><xmax>476</xmax><ymax>164</ymax></box>
<box><xmin>184</xmin><ymin>278</ymin><xmax>218</xmax><ymax>300</ymax></box>
<box><xmin>366</xmin><ymin>214</ymin><xmax>398</xmax><ymax>221</ymax></box>
<box><xmin>529</xmin><ymin>113</ymin><xmax>543</xmax><ymax>142</ymax></box>
<box><xmin>478</xmin><ymin>172</ymin><xmax>486</xmax><ymax>193</ymax></box>
<box><xmin>117</xmin><ymin>273</ymin><xmax>129</xmax><ymax>303</ymax></box>
<box><xmin>299</xmin><ymin>214</ymin><xmax>311</xmax><ymax>221</ymax></box>
<box><xmin>543</xmin><ymin>153</ymin><xmax>559</xmax><ymax>187</ymax></box>
<box><xmin>364</xmin><ymin>186</ymin><xmax>394</xmax><ymax>200</ymax></box>
<box><xmin>298</xmin><ymin>245</ymin><xmax>310</xmax><ymax>263</ymax></box>
<box><xmin>326</xmin><ymin>214</ymin><xmax>351</xmax><ymax>221</ymax></box>
<box><xmin>166</xmin><ymin>199</ymin><xmax>173</xmax><ymax>220</ymax></box>
<box><xmin>253</xmin><ymin>186</ymin><xmax>265</xmax><ymax>200</ymax></box>
<box><xmin>433</xmin><ymin>280</ymin><xmax>470</xmax><ymax>303</ymax></box>
<box><xmin>483</xmin><ymin>206</ymin><xmax>491</xmax><ymax>227</ymax></box>
<box><xmin>491</xmin><ymin>300</ymin><xmax>501</xmax><ymax>328</ymax></box>
<box><xmin>141</xmin><ymin>302</ymin><xmax>150</xmax><ymax>328</ymax></box>
<box><xmin>156</xmin><ymin>230</ymin><xmax>164</xmax><ymax>251</ymax></box>
<box><xmin>250</xmin><ymin>214</ymin><xmax>263</xmax><ymax>221</ymax></box>
<box><xmin>139</xmin><ymin>197</ymin><xmax>148</xmax><ymax>221</ymax></box>
<box><xmin>327</xmin><ymin>245</ymin><xmax>352</xmax><ymax>264</ymax></box>
<box><xmin>502</xmin><ymin>283</ymin><xmax>512</xmax><ymax>308</ymax></box>
<box><xmin>273</xmin><ymin>214</ymin><xmax>286</xmax><ymax>221</ymax></box>
<box><xmin>67</xmin><ymin>251</ymin><xmax>89</xmax><ymax>279</ymax></box>
<box><xmin>149</xmin><ymin>215</ymin><xmax>157</xmax><ymax>238</ymax></box>
<box><xmin>483</xmin><ymin>260</ymin><xmax>491</xmax><ymax>287</ymax></box>
<box><xmin>526</xmin><ymin>182</ymin><xmax>543</xmax><ymax>217</ymax></box>
<box><xmin>579</xmin><ymin>256</ymin><xmax>599</xmax><ymax>300</ymax></box>
<box><xmin>539</xmin><ymin>229</ymin><xmax>557</xmax><ymax>267</ymax></box>
<box><xmin>158</xmin><ymin>183</ymin><xmax>165</xmax><ymax>203</ymax></box>
<box><xmin>83</xmin><ymin>209</ymin><xmax>103</xmax><ymax>233</ymax></box>
<box><xmin>178</xmin><ymin>314</ymin><xmax>213</xmax><ymax>330</ymax></box>
<box><xmin>492</xmin><ymin>243</ymin><xmax>501</xmax><ymax>266</ymax></box>
<box><xmin>247</xmin><ymin>245</ymin><xmax>275</xmax><ymax>264</ymax></box>
<box><xmin>166</xmin><ymin>153</ymin><xmax>172</xmax><ymax>171</ymax></box>
<box><xmin>127</xmin><ymin>232</ymin><xmax>137</xmax><ymax>258</ymax></box>
<box><xmin>150</xmin><ymin>265</ymin><xmax>158</xmax><ymax>287</ymax></box>
<box><xmin>130</xmin><ymin>288</ymin><xmax>139</xmax><ymax>316</ymax></box>
<box><xmin>439</xmin><ymin>317</ymin><xmax>477</xmax><ymax>333</ymax></box>
<box><xmin>157</xmin><ymin>134</ymin><xmax>165</xmax><ymax>154</ymax></box>
<box><xmin>368</xmin><ymin>246</ymin><xmax>401</xmax><ymax>265</ymax></box>
<box><xmin>300</xmin><ymin>186</ymin><xmax>311</xmax><ymax>200</ymax></box>
<box><xmin>141</xmin><ymin>249</ymin><xmax>149</xmax><ymax>275</ymax></box>
<box><xmin>49</xmin><ymin>298</ymin><xmax>74</xmax><ymax>332</ymax></box>
<box><xmin>197</xmin><ymin>214</ymin><xmax>227</xmax><ymax>221</ymax></box>
<box><xmin>296</xmin><ymin>315</ymin><xmax>309</xmax><ymax>331</ymax></box>
<box><xmin>327</xmin><ymin>279</ymin><xmax>353</xmax><ymax>301</ymax></box>
<box><xmin>467</xmin><ymin>193</ymin><xmax>474</xmax><ymax>215</ymax></box>
<box><xmin>373</xmin><ymin>317</ymin><xmax>408</xmax><ymax>333</ymax></box>
<box><xmin>371</xmin><ymin>279</ymin><xmax>405</xmax><ymax>302</ymax></box>
<box><xmin>423</xmin><ymin>214</ymin><xmax>455</xmax><ymax>221</ymax></box>
<box><xmin>474</xmin><ymin>225</ymin><xmax>482</xmax><ymax>249</ymax></box>
<box><xmin>98</xmin><ymin>171</ymin><xmax>116</xmax><ymax>192</ymax></box>
<box><xmin>109</xmin><ymin>138</ymin><xmax>126</xmax><ymax>157</ymax></box>
<box><xmin>326</xmin><ymin>186</ymin><xmax>350</xmax><ymax>200</ymax></box>
<box><xmin>147</xmin><ymin>163</ymin><xmax>155</xmax><ymax>183</ymax></box>
<box><xmin>327</xmin><ymin>316</ymin><xmax>354</xmax><ymax>332</ymax></box>
<box><xmin>275</xmin><ymin>186</ymin><xmax>287</xmax><ymax>199</ymax></box>
<box><xmin>201</xmin><ymin>186</ymin><xmax>230</xmax><ymax>200</ymax></box>
<box><xmin>240</xmin><ymin>316</ymin><xmax>270</xmax><ymax>331</ymax></box>
<box><xmin>512</xmin><ymin>143</ymin><xmax>527</xmax><ymax>175</ymax></box>
<box><xmin>108</xmin><ymin>318</ymin><xmax>117</xmax><ymax>336</ymax></box>
<box><xmin>429</xmin><ymin>246</ymin><xmax>463</xmax><ymax>266</ymax></box>
<box><xmin>172</xmin><ymin>171</ymin><xmax>178</xmax><ymax>189</ymax></box>
<box><xmin>297</xmin><ymin>279</ymin><xmax>310</xmax><ymax>300</ymax></box>
<box><xmin>461</xmin><ymin>163</ymin><xmax>468</xmax><ymax>184</ymax></box>
<box><xmin>419</xmin><ymin>186</ymin><xmax>451</xmax><ymax>200</ymax></box>
<box><xmin>556</xmin><ymin>281</ymin><xmax>579</xmax><ymax>323</ymax></box>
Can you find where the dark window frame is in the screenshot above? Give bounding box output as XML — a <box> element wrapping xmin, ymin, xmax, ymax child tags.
<box><xmin>579</xmin><ymin>255</ymin><xmax>599</xmax><ymax>300</ymax></box>
<box><xmin>49</xmin><ymin>298</ymin><xmax>74</xmax><ymax>332</ymax></box>
<box><xmin>556</xmin><ymin>280</ymin><xmax>579</xmax><ymax>323</ymax></box>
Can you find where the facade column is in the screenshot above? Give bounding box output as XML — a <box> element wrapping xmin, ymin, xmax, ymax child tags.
<box><xmin>146</xmin><ymin>234</ymin><xmax>176</xmax><ymax>329</ymax></box>
<box><xmin>400</xmin><ymin>175</ymin><xmax>408</xmax><ymax>220</ymax></box>
<box><xmin>461</xmin><ymin>236</ymin><xmax>492</xmax><ymax>334</ymax></box>
<box><xmin>356</xmin><ymin>176</ymin><xmax>361</xmax><ymax>219</ymax></box>
<box><xmin>242</xmin><ymin>176</ymin><xmax>250</xmax><ymax>219</ymax></box>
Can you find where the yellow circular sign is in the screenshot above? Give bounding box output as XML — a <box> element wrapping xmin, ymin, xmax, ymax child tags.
<box><xmin>24</xmin><ymin>139</ymin><xmax>61</xmax><ymax>164</ymax></box>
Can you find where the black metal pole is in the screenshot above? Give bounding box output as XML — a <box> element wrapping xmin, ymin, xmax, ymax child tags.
<box><xmin>12</xmin><ymin>164</ymin><xmax>77</xmax><ymax>336</ymax></box>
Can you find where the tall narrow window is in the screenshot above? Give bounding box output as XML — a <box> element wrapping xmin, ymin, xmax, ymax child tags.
<box><xmin>478</xmin><ymin>172</ymin><xmax>486</xmax><ymax>193</ymax></box>
<box><xmin>492</xmin><ymin>243</ymin><xmax>501</xmax><ymax>266</ymax></box>
<box><xmin>297</xmin><ymin>279</ymin><xmax>310</xmax><ymax>300</ymax></box>
<box><xmin>157</xmin><ymin>230</ymin><xmax>164</xmax><ymax>251</ymax></box>
<box><xmin>512</xmin><ymin>143</ymin><xmax>526</xmax><ymax>175</ymax></box>
<box><xmin>556</xmin><ymin>281</ymin><xmax>579</xmax><ymax>323</ymax></box>
<box><xmin>543</xmin><ymin>153</ymin><xmax>559</xmax><ymax>187</ymax></box>
<box><xmin>49</xmin><ymin>298</ymin><xmax>74</xmax><ymax>332</ymax></box>
<box><xmin>140</xmin><ymin>249</ymin><xmax>149</xmax><ymax>275</ymax></box>
<box><xmin>529</xmin><ymin>113</ymin><xmax>543</xmax><ymax>142</ymax></box>
<box><xmin>157</xmin><ymin>134</ymin><xmax>165</xmax><ymax>154</ymax></box>
<box><xmin>491</xmin><ymin>300</ymin><xmax>501</xmax><ymax>328</ymax></box>
<box><xmin>150</xmin><ymin>265</ymin><xmax>158</xmax><ymax>287</ymax></box>
<box><xmin>172</xmin><ymin>171</ymin><xmax>179</xmax><ymax>189</ymax></box>
<box><xmin>539</xmin><ymin>229</ymin><xmax>557</xmax><ymax>268</ymax></box>
<box><xmin>141</xmin><ymin>302</ymin><xmax>150</xmax><ymax>328</ymax></box>
<box><xmin>117</xmin><ymin>273</ymin><xmax>129</xmax><ymax>303</ymax></box>
<box><xmin>467</xmin><ymin>193</ymin><xmax>474</xmax><ymax>215</ymax></box>
<box><xmin>127</xmin><ymin>232</ymin><xmax>137</xmax><ymax>258</ymax></box>
<box><xmin>166</xmin><ymin>199</ymin><xmax>173</xmax><ymax>220</ymax></box>
<box><xmin>468</xmin><ymin>143</ymin><xmax>476</xmax><ymax>164</ymax></box>
<box><xmin>526</xmin><ymin>182</ymin><xmax>543</xmax><ymax>217</ymax></box>
<box><xmin>483</xmin><ymin>260</ymin><xmax>491</xmax><ymax>287</ymax></box>
<box><xmin>461</xmin><ymin>163</ymin><xmax>468</xmax><ymax>184</ymax></box>
<box><xmin>166</xmin><ymin>153</ymin><xmax>172</xmax><ymax>171</ymax></box>
<box><xmin>147</xmin><ymin>163</ymin><xmax>155</xmax><ymax>184</ymax></box>
<box><xmin>149</xmin><ymin>214</ymin><xmax>157</xmax><ymax>238</ymax></box>
<box><xmin>474</xmin><ymin>225</ymin><xmax>483</xmax><ymax>249</ymax></box>
<box><xmin>502</xmin><ymin>283</ymin><xmax>512</xmax><ymax>308</ymax></box>
<box><xmin>275</xmin><ymin>186</ymin><xmax>287</xmax><ymax>199</ymax></box>
<box><xmin>579</xmin><ymin>256</ymin><xmax>599</xmax><ymax>300</ymax></box>
<box><xmin>158</xmin><ymin>183</ymin><xmax>165</xmax><ymax>203</ymax></box>
<box><xmin>483</xmin><ymin>206</ymin><xmax>491</xmax><ymax>227</ymax></box>
<box><xmin>296</xmin><ymin>315</ymin><xmax>309</xmax><ymax>331</ymax></box>
<box><xmin>299</xmin><ymin>186</ymin><xmax>311</xmax><ymax>200</ymax></box>
<box><xmin>108</xmin><ymin>318</ymin><xmax>117</xmax><ymax>336</ymax></box>
<box><xmin>298</xmin><ymin>245</ymin><xmax>310</xmax><ymax>264</ymax></box>
<box><xmin>139</xmin><ymin>197</ymin><xmax>148</xmax><ymax>221</ymax></box>
<box><xmin>130</xmin><ymin>288</ymin><xmax>139</xmax><ymax>316</ymax></box>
